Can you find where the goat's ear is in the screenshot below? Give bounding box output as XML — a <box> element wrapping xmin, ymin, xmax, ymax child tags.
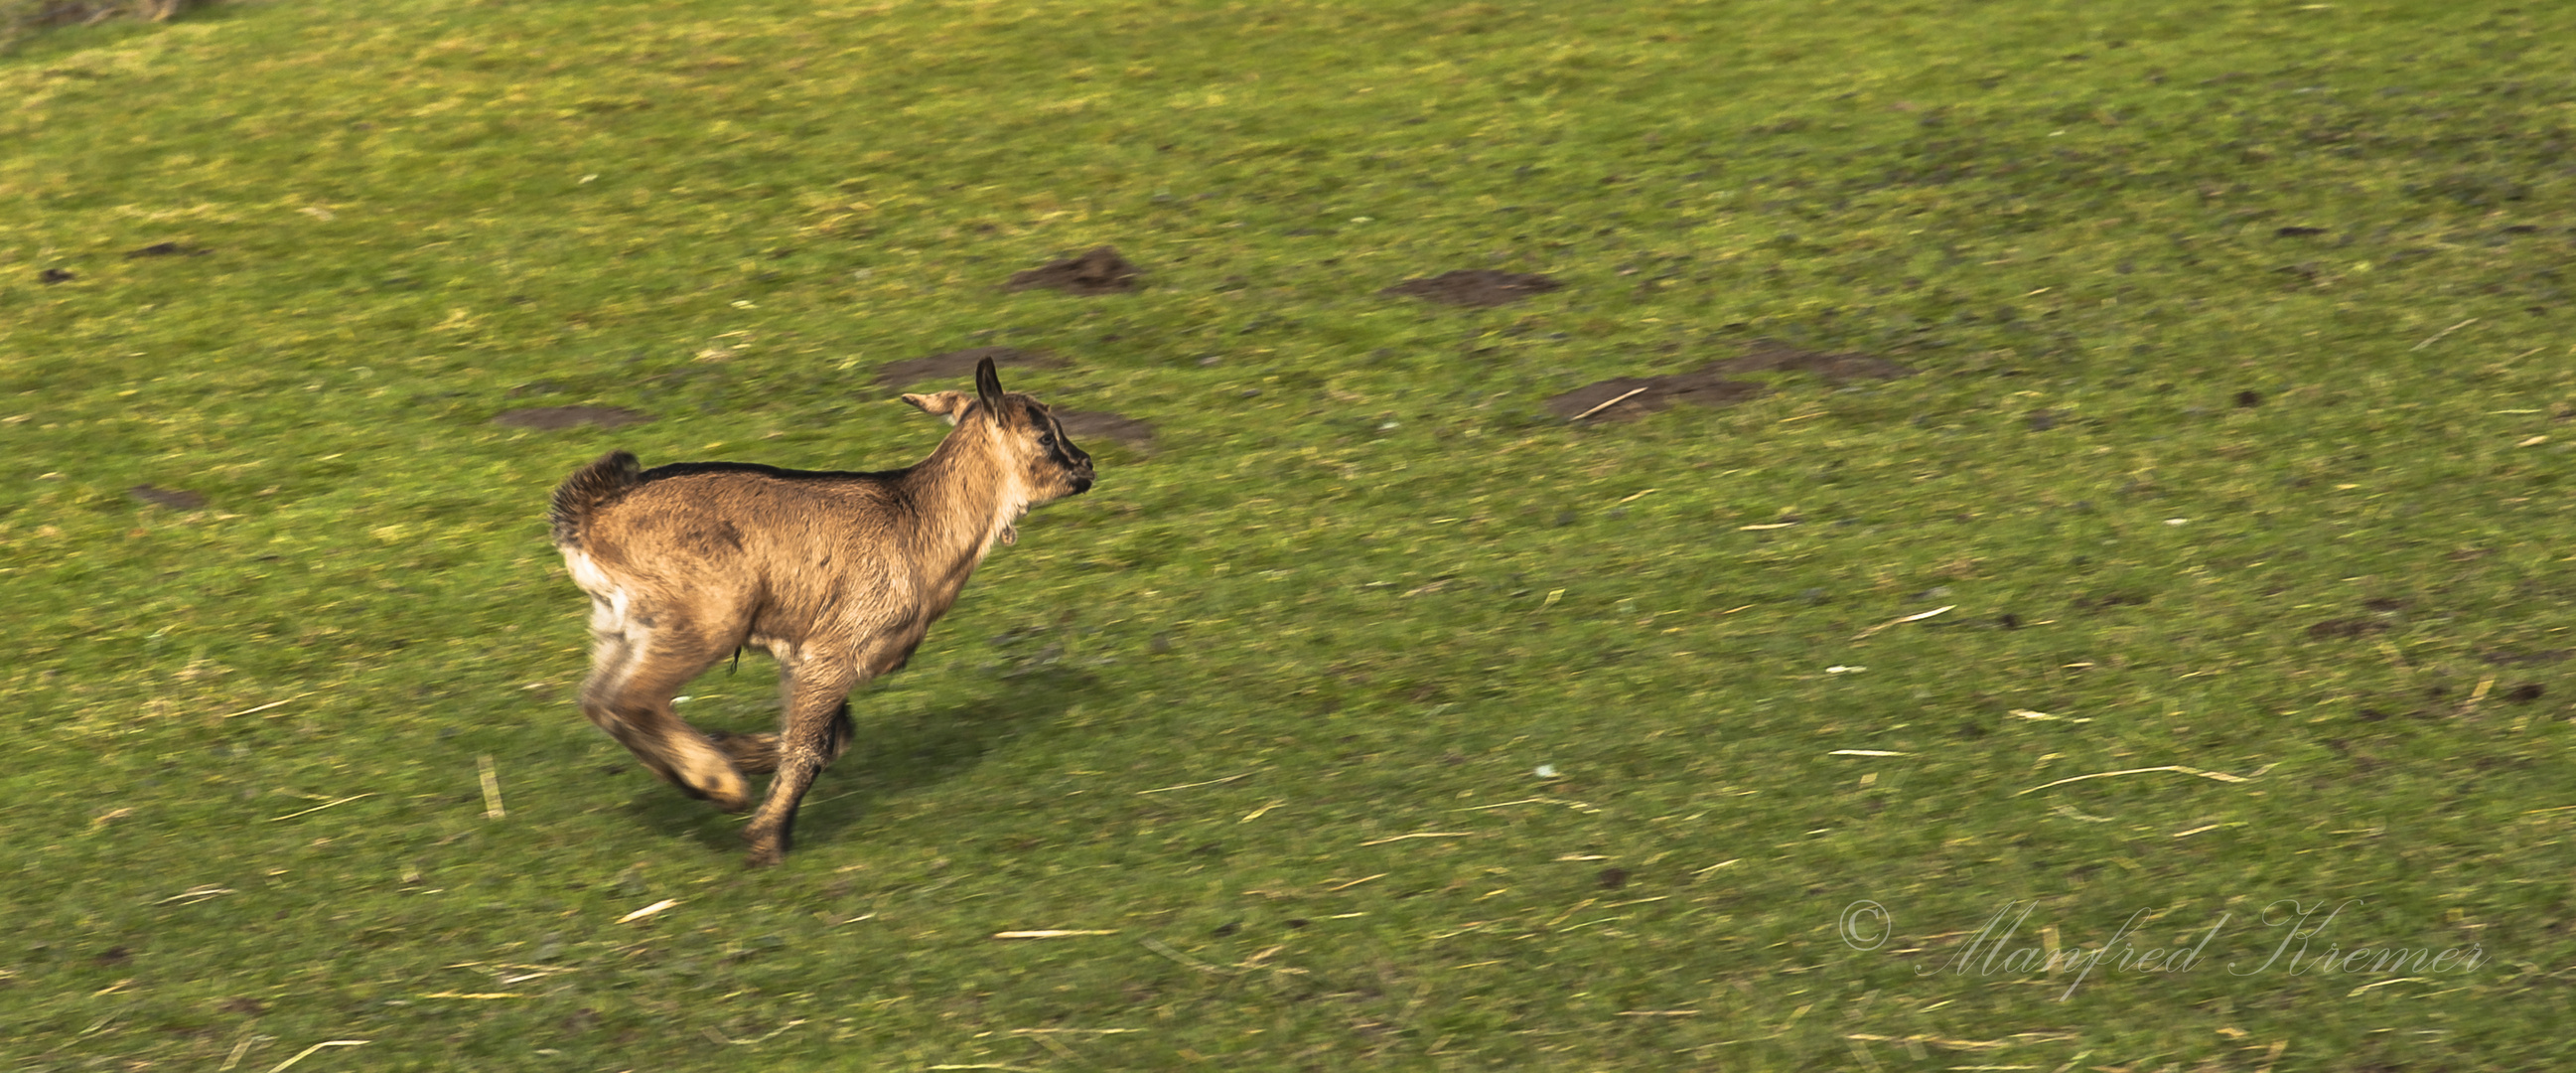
<box><xmin>901</xmin><ymin>390</ymin><xmax>971</xmax><ymax>426</ymax></box>
<box><xmin>974</xmin><ymin>356</ymin><xmax>1006</xmax><ymax>415</ymax></box>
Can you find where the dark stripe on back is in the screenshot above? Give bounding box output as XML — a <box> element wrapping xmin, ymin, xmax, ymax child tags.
<box><xmin>639</xmin><ymin>460</ymin><xmax>911</xmax><ymax>485</ymax></box>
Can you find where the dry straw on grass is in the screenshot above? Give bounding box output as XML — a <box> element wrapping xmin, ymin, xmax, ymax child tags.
<box><xmin>261</xmin><ymin>1039</ymin><xmax>367</xmax><ymax>1073</ymax></box>
<box><xmin>1849</xmin><ymin>604</ymin><xmax>1953</xmax><ymax>641</ymax></box>
<box><xmin>264</xmin><ymin>793</ymin><xmax>373</xmax><ymax>823</ymax></box>
<box><xmin>1133</xmin><ymin>771</ymin><xmax>1253</xmax><ymax>795</ymax></box>
<box><xmin>2015</xmin><ymin>763</ymin><xmax>2281</xmax><ymax>797</ymax></box>
<box><xmin>616</xmin><ymin>898</ymin><xmax>679</xmax><ymax>924</ymax></box>
<box><xmin>477</xmin><ymin>754</ymin><xmax>505</xmax><ymax>821</ymax></box>
<box><xmin>1358</xmin><ymin>831</ymin><xmax>1475</xmax><ymax>846</ymax></box>
<box><xmin>1566</xmin><ymin>386</ymin><xmax>1648</xmax><ymax>422</ymax></box>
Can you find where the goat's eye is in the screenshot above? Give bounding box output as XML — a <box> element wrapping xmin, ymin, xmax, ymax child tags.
<box><xmin>1039</xmin><ymin>434</ymin><xmax>1057</xmax><ymax>449</ymax></box>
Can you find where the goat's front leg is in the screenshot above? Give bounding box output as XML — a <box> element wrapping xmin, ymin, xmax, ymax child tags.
<box><xmin>741</xmin><ymin>658</ymin><xmax>865</xmax><ymax>867</ymax></box>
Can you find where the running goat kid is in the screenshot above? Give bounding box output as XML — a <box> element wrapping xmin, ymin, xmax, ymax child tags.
<box><xmin>547</xmin><ymin>358</ymin><xmax>1094</xmax><ymax>865</ymax></box>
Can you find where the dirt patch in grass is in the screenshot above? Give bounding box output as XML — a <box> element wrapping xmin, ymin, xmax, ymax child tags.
<box><xmin>873</xmin><ymin>346</ymin><xmax>1068</xmax><ymax>388</ymax></box>
<box><xmin>127</xmin><ymin>484</ymin><xmax>205</xmax><ymax>510</ymax></box>
<box><xmin>1006</xmin><ymin>246</ymin><xmax>1139</xmax><ymax>295</ymax></box>
<box><xmin>2351</xmin><ymin>679</ymin><xmax>2540</xmax><ymax>720</ymax></box>
<box><xmin>1381</xmin><ymin>269</ymin><xmax>1562</xmax><ymax>307</ymax></box>
<box><xmin>1545</xmin><ymin>367</ymin><xmax>1768</xmax><ymax>421</ymax></box>
<box><xmin>1054</xmin><ymin>409</ymin><xmax>1154</xmax><ymax>451</ymax></box>
<box><xmin>1724</xmin><ymin>339</ymin><xmax>1917</xmax><ymax>383</ymax></box>
<box><xmin>2481</xmin><ymin>648</ymin><xmax>2573</xmax><ymax>666</ymax></box>
<box><xmin>1547</xmin><ymin>340</ymin><xmax>1917</xmax><ymax>422</ymax></box>
<box><xmin>493</xmin><ymin>406</ymin><xmax>653</xmax><ymax>430</ymax></box>
<box><xmin>125</xmin><ymin>241</ymin><xmax>211</xmax><ymax>258</ymax></box>
<box><xmin>2307</xmin><ymin>618</ymin><xmax>2392</xmax><ymax>640</ymax></box>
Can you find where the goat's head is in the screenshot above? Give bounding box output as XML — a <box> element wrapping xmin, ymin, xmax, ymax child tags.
<box><xmin>903</xmin><ymin>357</ymin><xmax>1095</xmax><ymax>509</ymax></box>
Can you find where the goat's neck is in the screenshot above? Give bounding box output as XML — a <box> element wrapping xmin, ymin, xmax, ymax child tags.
<box><xmin>900</xmin><ymin>424</ymin><xmax>1031</xmax><ymax>564</ymax></box>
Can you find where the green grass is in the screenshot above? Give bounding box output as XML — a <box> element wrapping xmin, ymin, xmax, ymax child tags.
<box><xmin>4</xmin><ymin>0</ymin><xmax>2573</xmax><ymax>1068</ymax></box>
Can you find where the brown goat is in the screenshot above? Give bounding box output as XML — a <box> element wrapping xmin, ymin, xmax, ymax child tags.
<box><xmin>547</xmin><ymin>358</ymin><xmax>1094</xmax><ymax>865</ymax></box>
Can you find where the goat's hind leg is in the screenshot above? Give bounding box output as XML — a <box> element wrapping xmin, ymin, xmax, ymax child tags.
<box><xmin>578</xmin><ymin>627</ymin><xmax>753</xmax><ymax>812</ymax></box>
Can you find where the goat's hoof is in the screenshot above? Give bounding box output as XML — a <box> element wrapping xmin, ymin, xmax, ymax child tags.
<box><xmin>687</xmin><ymin>763</ymin><xmax>753</xmax><ymax>813</ymax></box>
<box><xmin>668</xmin><ymin>778</ymin><xmax>747</xmax><ymax>812</ymax></box>
<box><xmin>742</xmin><ymin>819</ymin><xmax>790</xmax><ymax>867</ymax></box>
<box><xmin>683</xmin><ymin>779</ymin><xmax>751</xmax><ymax>813</ymax></box>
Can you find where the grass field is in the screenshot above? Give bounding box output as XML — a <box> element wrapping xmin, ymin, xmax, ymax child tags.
<box><xmin>4</xmin><ymin>0</ymin><xmax>2573</xmax><ymax>1069</ymax></box>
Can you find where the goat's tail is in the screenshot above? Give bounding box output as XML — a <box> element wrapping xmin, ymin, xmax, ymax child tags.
<box><xmin>549</xmin><ymin>450</ymin><xmax>644</xmax><ymax>548</ymax></box>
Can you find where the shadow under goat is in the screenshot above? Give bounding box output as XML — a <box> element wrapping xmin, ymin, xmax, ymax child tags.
<box><xmin>547</xmin><ymin>358</ymin><xmax>1095</xmax><ymax>865</ymax></box>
